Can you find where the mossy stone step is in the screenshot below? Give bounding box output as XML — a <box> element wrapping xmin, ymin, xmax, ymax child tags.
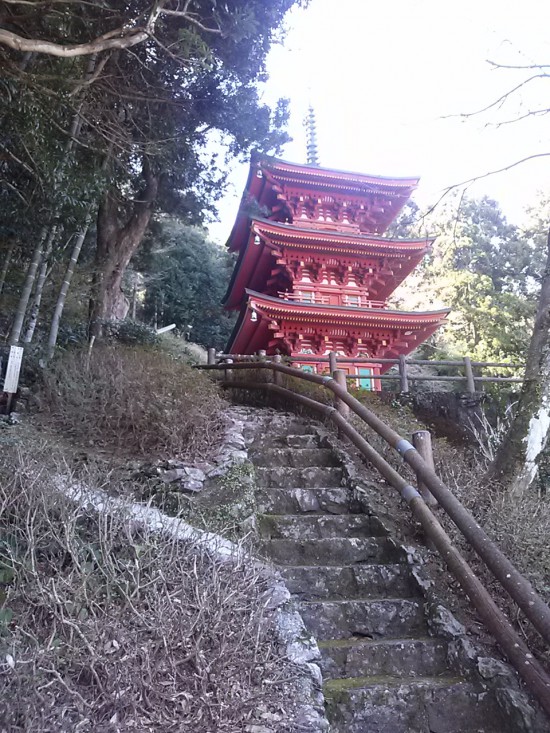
<box><xmin>286</xmin><ymin>433</ymin><xmax>321</xmax><ymax>448</ymax></box>
<box><xmin>260</xmin><ymin>537</ymin><xmax>404</xmax><ymax>565</ymax></box>
<box><xmin>251</xmin><ymin>447</ymin><xmax>339</xmax><ymax>468</ymax></box>
<box><xmin>298</xmin><ymin>598</ymin><xmax>426</xmax><ymax>640</ymax></box>
<box><xmin>318</xmin><ymin>636</ymin><xmax>449</xmax><ymax>679</ymax></box>
<box><xmin>255</xmin><ymin>466</ymin><xmax>344</xmax><ymax>488</ymax></box>
<box><xmin>257</xmin><ymin>513</ymin><xmax>387</xmax><ymax>540</ymax></box>
<box><xmin>279</xmin><ymin>564</ymin><xmax>417</xmax><ymax>600</ymax></box>
<box><xmin>256</xmin><ymin>487</ymin><xmax>355</xmax><ymax>515</ymax></box>
<box><xmin>324</xmin><ymin>677</ymin><xmax>506</xmax><ymax>733</ymax></box>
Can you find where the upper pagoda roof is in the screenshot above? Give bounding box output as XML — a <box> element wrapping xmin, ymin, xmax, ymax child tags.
<box><xmin>226</xmin><ymin>154</ymin><xmax>420</xmax><ymax>251</ymax></box>
<box><xmin>252</xmin><ymin>152</ymin><xmax>419</xmax><ymax>189</ymax></box>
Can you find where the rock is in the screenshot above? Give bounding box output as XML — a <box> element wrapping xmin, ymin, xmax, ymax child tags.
<box><xmin>230</xmin><ymin>449</ymin><xmax>248</xmax><ymax>463</ymax></box>
<box><xmin>161</xmin><ymin>468</ymin><xmax>187</xmax><ymax>483</ymax></box>
<box><xmin>161</xmin><ymin>466</ymin><xmax>205</xmax><ymax>485</ymax></box>
<box><xmin>182</xmin><ymin>479</ymin><xmax>203</xmax><ymax>493</ymax></box>
<box><xmin>477</xmin><ymin>656</ymin><xmax>517</xmax><ymax>682</ymax></box>
<box><xmin>183</xmin><ymin>467</ymin><xmax>206</xmax><ymax>482</ymax></box>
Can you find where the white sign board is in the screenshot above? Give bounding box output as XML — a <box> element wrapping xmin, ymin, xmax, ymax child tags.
<box><xmin>3</xmin><ymin>346</ymin><xmax>24</xmax><ymax>394</ymax></box>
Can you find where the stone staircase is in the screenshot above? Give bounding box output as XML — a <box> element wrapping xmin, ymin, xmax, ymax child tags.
<box><xmin>250</xmin><ymin>414</ymin><xmax>511</xmax><ymax>733</ymax></box>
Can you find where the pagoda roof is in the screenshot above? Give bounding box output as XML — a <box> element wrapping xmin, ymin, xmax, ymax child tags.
<box><xmin>227</xmin><ymin>289</ymin><xmax>449</xmax><ymax>357</ymax></box>
<box><xmin>223</xmin><ymin>217</ymin><xmax>433</xmax><ymax>309</ymax></box>
<box><xmin>251</xmin><ymin>152</ymin><xmax>420</xmax><ymax>193</ymax></box>
<box><xmin>245</xmin><ymin>289</ymin><xmax>449</xmax><ymax>325</ymax></box>
<box><xmin>226</xmin><ymin>154</ymin><xmax>420</xmax><ymax>252</ymax></box>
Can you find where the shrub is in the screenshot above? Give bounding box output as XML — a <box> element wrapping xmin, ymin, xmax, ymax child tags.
<box><xmin>0</xmin><ymin>445</ymin><xmax>298</xmax><ymax>732</ymax></box>
<box><xmin>103</xmin><ymin>319</ymin><xmax>160</xmax><ymax>346</ymax></box>
<box><xmin>40</xmin><ymin>343</ymin><xmax>225</xmax><ymax>460</ymax></box>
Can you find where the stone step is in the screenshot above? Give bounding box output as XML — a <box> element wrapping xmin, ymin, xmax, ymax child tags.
<box><xmin>257</xmin><ymin>513</ymin><xmax>387</xmax><ymax>540</ymax></box>
<box><xmin>275</xmin><ymin>422</ymin><xmax>318</xmax><ymax>436</ymax></box>
<box><xmin>251</xmin><ymin>447</ymin><xmax>339</xmax><ymax>468</ymax></box>
<box><xmin>324</xmin><ymin>678</ymin><xmax>506</xmax><ymax>733</ymax></box>
<box><xmin>279</xmin><ymin>564</ymin><xmax>417</xmax><ymax>600</ymax></box>
<box><xmin>256</xmin><ymin>488</ymin><xmax>356</xmax><ymax>515</ymax></box>
<box><xmin>286</xmin><ymin>433</ymin><xmax>321</xmax><ymax>448</ymax></box>
<box><xmin>255</xmin><ymin>466</ymin><xmax>344</xmax><ymax>488</ymax></box>
<box><xmin>319</xmin><ymin>637</ymin><xmax>449</xmax><ymax>680</ymax></box>
<box><xmin>261</xmin><ymin>537</ymin><xmax>404</xmax><ymax>566</ymax></box>
<box><xmin>298</xmin><ymin>598</ymin><xmax>426</xmax><ymax>640</ymax></box>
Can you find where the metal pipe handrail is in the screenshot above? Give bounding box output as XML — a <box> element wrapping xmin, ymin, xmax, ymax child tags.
<box><xmin>199</xmin><ymin>359</ymin><xmax>550</xmax><ymax>646</ymax></box>
<box><xmin>220</xmin><ymin>376</ymin><xmax>550</xmax><ymax>716</ymax></box>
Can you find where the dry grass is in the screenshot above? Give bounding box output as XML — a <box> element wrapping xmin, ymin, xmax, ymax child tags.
<box><xmin>0</xmin><ymin>443</ymin><xmax>298</xmax><ymax>732</ymax></box>
<box><xmin>40</xmin><ymin>344</ymin><xmax>225</xmax><ymax>461</ymax></box>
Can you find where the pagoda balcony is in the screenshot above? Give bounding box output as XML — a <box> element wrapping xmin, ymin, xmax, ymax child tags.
<box><xmin>277</xmin><ymin>291</ymin><xmax>387</xmax><ymax>309</ymax></box>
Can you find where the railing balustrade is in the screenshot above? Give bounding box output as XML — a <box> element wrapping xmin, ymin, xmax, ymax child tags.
<box><xmin>212</xmin><ymin>351</ymin><xmax>524</xmax><ymax>393</ymax></box>
<box><xmin>197</xmin><ymin>354</ymin><xmax>550</xmax><ymax>716</ymax></box>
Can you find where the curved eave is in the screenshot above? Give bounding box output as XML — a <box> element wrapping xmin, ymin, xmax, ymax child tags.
<box><xmin>252</xmin><ymin>217</ymin><xmax>434</xmax><ymax>253</ymax></box>
<box><xmin>224</xmin><ymin>217</ymin><xmax>433</xmax><ymax>308</ymax></box>
<box><xmin>253</xmin><ymin>152</ymin><xmax>419</xmax><ymax>191</ymax></box>
<box><xmin>246</xmin><ymin>289</ymin><xmax>449</xmax><ymax>327</ymax></box>
<box><xmin>223</xmin><ymin>229</ymin><xmax>276</xmax><ymax>309</ymax></box>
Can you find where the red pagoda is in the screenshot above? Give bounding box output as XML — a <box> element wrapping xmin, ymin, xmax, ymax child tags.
<box><xmin>223</xmin><ymin>153</ymin><xmax>448</xmax><ymax>389</ymax></box>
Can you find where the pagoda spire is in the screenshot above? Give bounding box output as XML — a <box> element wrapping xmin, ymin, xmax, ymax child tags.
<box><xmin>305</xmin><ymin>105</ymin><xmax>319</xmax><ymax>166</ymax></box>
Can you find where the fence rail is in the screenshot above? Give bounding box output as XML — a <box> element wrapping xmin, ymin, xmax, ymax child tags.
<box><xmin>197</xmin><ymin>354</ymin><xmax>550</xmax><ymax>717</ymax></box>
<box><xmin>211</xmin><ymin>350</ymin><xmax>524</xmax><ymax>394</ymax></box>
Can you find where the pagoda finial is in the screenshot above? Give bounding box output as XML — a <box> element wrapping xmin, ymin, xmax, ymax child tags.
<box><xmin>305</xmin><ymin>105</ymin><xmax>319</xmax><ymax>167</ymax></box>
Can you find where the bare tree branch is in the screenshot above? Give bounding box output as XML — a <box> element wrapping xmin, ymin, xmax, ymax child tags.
<box><xmin>0</xmin><ymin>26</ymin><xmax>150</xmax><ymax>57</ymax></box>
<box><xmin>487</xmin><ymin>59</ymin><xmax>550</xmax><ymax>70</ymax></box>
<box><xmin>492</xmin><ymin>108</ymin><xmax>550</xmax><ymax>128</ymax></box>
<box><xmin>425</xmin><ymin>152</ymin><xmax>550</xmax><ymax>216</ymax></box>
<box><xmin>159</xmin><ymin>8</ymin><xmax>223</xmax><ymax>35</ymax></box>
<box><xmin>443</xmin><ymin>74</ymin><xmax>550</xmax><ymax>119</ymax></box>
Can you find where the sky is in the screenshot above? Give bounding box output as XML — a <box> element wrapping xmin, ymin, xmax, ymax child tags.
<box><xmin>209</xmin><ymin>0</ymin><xmax>550</xmax><ymax>244</ymax></box>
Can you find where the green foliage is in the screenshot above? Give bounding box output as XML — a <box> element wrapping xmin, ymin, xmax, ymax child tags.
<box><xmin>139</xmin><ymin>219</ymin><xmax>237</xmax><ymax>350</ymax></box>
<box><xmin>103</xmin><ymin>320</ymin><xmax>160</xmax><ymax>347</ymax></box>
<box><xmin>1</xmin><ymin>0</ymin><xmax>303</xmax><ymax>344</ymax></box>
<box><xmin>394</xmin><ymin>194</ymin><xmax>546</xmax><ymax>365</ymax></box>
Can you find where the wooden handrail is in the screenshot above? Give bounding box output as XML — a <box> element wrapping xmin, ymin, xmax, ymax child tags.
<box><xmin>216</xmin><ymin>353</ymin><xmax>523</xmax><ymax>369</ymax></box>
<box><xmin>211</xmin><ymin>351</ymin><xmax>524</xmax><ymax>394</ymax></box>
<box><xmin>200</xmin><ymin>358</ymin><xmax>550</xmax><ymax>705</ymax></box>
<box><xmin>210</xmin><ymin>371</ymin><xmax>550</xmax><ymax>716</ymax></box>
<box><xmin>202</xmin><ymin>359</ymin><xmax>550</xmax><ymax>642</ymax></box>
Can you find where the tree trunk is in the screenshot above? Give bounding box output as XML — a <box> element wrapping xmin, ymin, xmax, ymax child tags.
<box><xmin>8</xmin><ymin>224</ymin><xmax>57</xmax><ymax>345</ymax></box>
<box><xmin>0</xmin><ymin>240</ymin><xmax>15</xmax><ymax>300</ymax></box>
<box><xmin>22</xmin><ymin>231</ymin><xmax>55</xmax><ymax>343</ymax></box>
<box><xmin>46</xmin><ymin>214</ymin><xmax>92</xmax><ymax>359</ymax></box>
<box><xmin>89</xmin><ymin>164</ymin><xmax>158</xmax><ymax>337</ymax></box>
<box><xmin>490</xmin><ymin>228</ymin><xmax>550</xmax><ymax>494</ymax></box>
<box><xmin>6</xmin><ymin>57</ymin><xmax>96</xmax><ymax>346</ymax></box>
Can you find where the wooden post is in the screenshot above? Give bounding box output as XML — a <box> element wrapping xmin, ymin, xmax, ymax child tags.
<box><xmin>329</xmin><ymin>351</ymin><xmax>338</xmax><ymax>374</ymax></box>
<box><xmin>398</xmin><ymin>354</ymin><xmax>409</xmax><ymax>393</ymax></box>
<box><xmin>224</xmin><ymin>358</ymin><xmax>233</xmax><ymax>383</ymax></box>
<box><xmin>332</xmin><ymin>369</ymin><xmax>350</xmax><ymax>422</ymax></box>
<box><xmin>463</xmin><ymin>356</ymin><xmax>476</xmax><ymax>393</ymax></box>
<box><xmin>412</xmin><ymin>430</ymin><xmax>438</xmax><ymax>507</ymax></box>
<box><xmin>273</xmin><ymin>354</ymin><xmax>282</xmax><ymax>386</ymax></box>
<box><xmin>207</xmin><ymin>347</ymin><xmax>216</xmax><ymax>365</ymax></box>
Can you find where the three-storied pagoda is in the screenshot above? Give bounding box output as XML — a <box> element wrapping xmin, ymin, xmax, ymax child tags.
<box><xmin>223</xmin><ymin>153</ymin><xmax>448</xmax><ymax>389</ymax></box>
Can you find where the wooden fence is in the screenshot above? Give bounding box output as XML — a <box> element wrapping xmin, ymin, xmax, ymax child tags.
<box><xmin>212</xmin><ymin>350</ymin><xmax>524</xmax><ymax>393</ymax></box>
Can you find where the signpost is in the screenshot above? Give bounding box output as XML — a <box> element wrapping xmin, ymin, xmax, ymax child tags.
<box><xmin>2</xmin><ymin>345</ymin><xmax>23</xmax><ymax>413</ymax></box>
